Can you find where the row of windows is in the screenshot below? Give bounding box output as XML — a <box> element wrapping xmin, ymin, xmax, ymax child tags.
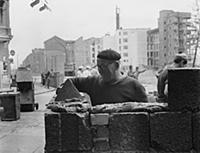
<box><xmin>119</xmin><ymin>45</ymin><xmax>128</xmax><ymax>51</ymax></box>
<box><xmin>147</xmin><ymin>44</ymin><xmax>159</xmax><ymax>50</ymax></box>
<box><xmin>119</xmin><ymin>38</ymin><xmax>128</xmax><ymax>44</ymax></box>
<box><xmin>119</xmin><ymin>31</ymin><xmax>128</xmax><ymax>36</ymax></box>
<box><xmin>147</xmin><ymin>51</ymin><xmax>158</xmax><ymax>57</ymax></box>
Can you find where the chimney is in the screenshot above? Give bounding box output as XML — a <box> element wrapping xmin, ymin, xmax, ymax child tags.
<box><xmin>116</xmin><ymin>6</ymin><xmax>120</xmax><ymax>30</ymax></box>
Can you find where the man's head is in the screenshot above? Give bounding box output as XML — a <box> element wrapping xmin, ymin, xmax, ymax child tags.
<box><xmin>97</xmin><ymin>49</ymin><xmax>121</xmax><ymax>82</ymax></box>
<box><xmin>173</xmin><ymin>52</ymin><xmax>188</xmax><ymax>68</ymax></box>
<box><xmin>135</xmin><ymin>66</ymin><xmax>139</xmax><ymax>71</ymax></box>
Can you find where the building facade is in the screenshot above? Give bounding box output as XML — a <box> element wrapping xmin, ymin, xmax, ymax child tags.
<box><xmin>115</xmin><ymin>28</ymin><xmax>149</xmax><ymax>72</ymax></box>
<box><xmin>158</xmin><ymin>10</ymin><xmax>191</xmax><ymax>67</ymax></box>
<box><xmin>22</xmin><ymin>48</ymin><xmax>46</xmax><ymax>75</ymax></box>
<box><xmin>147</xmin><ymin>28</ymin><xmax>159</xmax><ymax>69</ymax></box>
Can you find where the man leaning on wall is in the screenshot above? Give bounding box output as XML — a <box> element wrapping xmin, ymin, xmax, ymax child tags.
<box><xmin>157</xmin><ymin>52</ymin><xmax>188</xmax><ymax>102</ymax></box>
<box><xmin>56</xmin><ymin>49</ymin><xmax>148</xmax><ymax>106</ymax></box>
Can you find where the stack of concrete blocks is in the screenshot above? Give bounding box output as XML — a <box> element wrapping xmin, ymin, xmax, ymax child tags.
<box><xmin>44</xmin><ymin>68</ymin><xmax>200</xmax><ymax>153</ymax></box>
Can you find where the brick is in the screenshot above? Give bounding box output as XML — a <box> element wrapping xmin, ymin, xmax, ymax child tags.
<box><xmin>90</xmin><ymin>113</ymin><xmax>109</xmax><ymax>125</ymax></box>
<box><xmin>193</xmin><ymin>112</ymin><xmax>200</xmax><ymax>152</ymax></box>
<box><xmin>44</xmin><ymin>111</ymin><xmax>61</xmax><ymax>152</ymax></box>
<box><xmin>168</xmin><ymin>68</ymin><xmax>200</xmax><ymax>111</ymax></box>
<box><xmin>109</xmin><ymin>112</ymin><xmax>150</xmax><ymax>151</ymax></box>
<box><xmin>92</xmin><ymin>125</ymin><xmax>109</xmax><ymax>138</ymax></box>
<box><xmin>150</xmin><ymin>112</ymin><xmax>192</xmax><ymax>152</ymax></box>
<box><xmin>61</xmin><ymin>113</ymin><xmax>92</xmax><ymax>151</ymax></box>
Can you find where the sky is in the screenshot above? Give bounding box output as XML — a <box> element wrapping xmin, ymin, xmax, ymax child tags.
<box><xmin>9</xmin><ymin>0</ymin><xmax>194</xmax><ymax>65</ymax></box>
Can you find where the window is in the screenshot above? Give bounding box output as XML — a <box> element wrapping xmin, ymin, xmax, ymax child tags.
<box><xmin>119</xmin><ymin>32</ymin><xmax>121</xmax><ymax>35</ymax></box>
<box><xmin>123</xmin><ymin>31</ymin><xmax>128</xmax><ymax>35</ymax></box>
<box><xmin>92</xmin><ymin>53</ymin><xmax>95</xmax><ymax>58</ymax></box>
<box><xmin>119</xmin><ymin>39</ymin><xmax>121</xmax><ymax>44</ymax></box>
<box><xmin>123</xmin><ymin>38</ymin><xmax>128</xmax><ymax>43</ymax></box>
<box><xmin>123</xmin><ymin>52</ymin><xmax>128</xmax><ymax>57</ymax></box>
<box><xmin>123</xmin><ymin>45</ymin><xmax>128</xmax><ymax>49</ymax></box>
<box><xmin>119</xmin><ymin>46</ymin><xmax>121</xmax><ymax>51</ymax></box>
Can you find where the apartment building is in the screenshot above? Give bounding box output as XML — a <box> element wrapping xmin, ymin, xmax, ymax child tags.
<box><xmin>115</xmin><ymin>28</ymin><xmax>149</xmax><ymax>71</ymax></box>
<box><xmin>147</xmin><ymin>28</ymin><xmax>159</xmax><ymax>69</ymax></box>
<box><xmin>158</xmin><ymin>10</ymin><xmax>191</xmax><ymax>67</ymax></box>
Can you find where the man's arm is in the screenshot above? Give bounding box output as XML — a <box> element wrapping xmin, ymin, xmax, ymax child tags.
<box><xmin>157</xmin><ymin>69</ymin><xmax>168</xmax><ymax>99</ymax></box>
<box><xmin>134</xmin><ymin>81</ymin><xmax>148</xmax><ymax>102</ymax></box>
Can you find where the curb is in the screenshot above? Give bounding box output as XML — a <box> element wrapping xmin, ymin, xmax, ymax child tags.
<box><xmin>35</xmin><ymin>88</ymin><xmax>56</xmax><ymax>95</ymax></box>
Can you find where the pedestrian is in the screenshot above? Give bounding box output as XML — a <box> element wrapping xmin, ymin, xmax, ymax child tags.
<box><xmin>45</xmin><ymin>70</ymin><xmax>52</xmax><ymax>89</ymax></box>
<box><xmin>41</xmin><ymin>72</ymin><xmax>45</xmax><ymax>86</ymax></box>
<box><xmin>76</xmin><ymin>66</ymin><xmax>84</xmax><ymax>77</ymax></box>
<box><xmin>157</xmin><ymin>52</ymin><xmax>188</xmax><ymax>102</ymax></box>
<box><xmin>82</xmin><ymin>66</ymin><xmax>92</xmax><ymax>77</ymax></box>
<box><xmin>127</xmin><ymin>65</ymin><xmax>136</xmax><ymax>79</ymax></box>
<box><xmin>56</xmin><ymin>49</ymin><xmax>148</xmax><ymax>106</ymax></box>
<box><xmin>132</xmin><ymin>66</ymin><xmax>146</xmax><ymax>80</ymax></box>
<box><xmin>90</xmin><ymin>65</ymin><xmax>99</xmax><ymax>77</ymax></box>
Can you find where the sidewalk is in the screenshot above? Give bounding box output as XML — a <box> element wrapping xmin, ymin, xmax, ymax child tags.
<box><xmin>1</xmin><ymin>75</ymin><xmax>56</xmax><ymax>95</ymax></box>
<box><xmin>34</xmin><ymin>83</ymin><xmax>56</xmax><ymax>95</ymax></box>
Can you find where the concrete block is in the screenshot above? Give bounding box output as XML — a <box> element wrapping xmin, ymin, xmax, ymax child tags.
<box><xmin>168</xmin><ymin>68</ymin><xmax>200</xmax><ymax>111</ymax></box>
<box><xmin>93</xmin><ymin>138</ymin><xmax>110</xmax><ymax>151</ymax></box>
<box><xmin>92</xmin><ymin>125</ymin><xmax>109</xmax><ymax>138</ymax></box>
<box><xmin>44</xmin><ymin>112</ymin><xmax>61</xmax><ymax>152</ymax></box>
<box><xmin>150</xmin><ymin>112</ymin><xmax>192</xmax><ymax>152</ymax></box>
<box><xmin>193</xmin><ymin>112</ymin><xmax>200</xmax><ymax>152</ymax></box>
<box><xmin>78</xmin><ymin>113</ymin><xmax>93</xmax><ymax>151</ymax></box>
<box><xmin>90</xmin><ymin>113</ymin><xmax>109</xmax><ymax>125</ymax></box>
<box><xmin>61</xmin><ymin>113</ymin><xmax>92</xmax><ymax>151</ymax></box>
<box><xmin>109</xmin><ymin>112</ymin><xmax>150</xmax><ymax>151</ymax></box>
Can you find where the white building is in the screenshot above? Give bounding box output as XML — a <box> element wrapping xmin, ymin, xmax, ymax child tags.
<box><xmin>115</xmin><ymin>28</ymin><xmax>149</xmax><ymax>72</ymax></box>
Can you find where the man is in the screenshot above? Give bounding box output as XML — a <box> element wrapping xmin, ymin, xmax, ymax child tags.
<box><xmin>57</xmin><ymin>49</ymin><xmax>148</xmax><ymax>106</ymax></box>
<box><xmin>76</xmin><ymin>66</ymin><xmax>84</xmax><ymax>77</ymax></box>
<box><xmin>132</xmin><ymin>66</ymin><xmax>146</xmax><ymax>80</ymax></box>
<box><xmin>157</xmin><ymin>52</ymin><xmax>188</xmax><ymax>102</ymax></box>
<box><xmin>127</xmin><ymin>65</ymin><xmax>135</xmax><ymax>78</ymax></box>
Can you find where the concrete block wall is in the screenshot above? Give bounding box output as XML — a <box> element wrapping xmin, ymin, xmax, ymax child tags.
<box><xmin>45</xmin><ymin>111</ymin><xmax>200</xmax><ymax>153</ymax></box>
<box><xmin>45</xmin><ymin>68</ymin><xmax>200</xmax><ymax>153</ymax></box>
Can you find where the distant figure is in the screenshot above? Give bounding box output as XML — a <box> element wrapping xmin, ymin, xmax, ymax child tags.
<box><xmin>76</xmin><ymin>66</ymin><xmax>84</xmax><ymax>77</ymax></box>
<box><xmin>127</xmin><ymin>65</ymin><xmax>146</xmax><ymax>80</ymax></box>
<box><xmin>90</xmin><ymin>65</ymin><xmax>99</xmax><ymax>77</ymax></box>
<box><xmin>157</xmin><ymin>52</ymin><xmax>188</xmax><ymax>102</ymax></box>
<box><xmin>41</xmin><ymin>72</ymin><xmax>45</xmax><ymax>86</ymax></box>
<box><xmin>127</xmin><ymin>65</ymin><xmax>135</xmax><ymax>78</ymax></box>
<box><xmin>45</xmin><ymin>70</ymin><xmax>52</xmax><ymax>89</ymax></box>
<box><xmin>83</xmin><ymin>66</ymin><xmax>91</xmax><ymax>77</ymax></box>
<box><xmin>133</xmin><ymin>66</ymin><xmax>146</xmax><ymax>80</ymax></box>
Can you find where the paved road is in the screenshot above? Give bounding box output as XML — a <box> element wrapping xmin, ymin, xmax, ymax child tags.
<box><xmin>0</xmin><ymin>87</ymin><xmax>55</xmax><ymax>153</ymax></box>
<box><xmin>0</xmin><ymin>71</ymin><xmax>157</xmax><ymax>153</ymax></box>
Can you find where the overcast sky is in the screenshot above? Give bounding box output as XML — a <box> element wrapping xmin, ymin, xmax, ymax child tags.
<box><xmin>9</xmin><ymin>0</ymin><xmax>194</xmax><ymax>65</ymax></box>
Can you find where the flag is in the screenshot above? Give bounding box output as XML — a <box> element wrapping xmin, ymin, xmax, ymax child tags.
<box><xmin>39</xmin><ymin>4</ymin><xmax>49</xmax><ymax>11</ymax></box>
<box><xmin>30</xmin><ymin>0</ymin><xmax>40</xmax><ymax>7</ymax></box>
